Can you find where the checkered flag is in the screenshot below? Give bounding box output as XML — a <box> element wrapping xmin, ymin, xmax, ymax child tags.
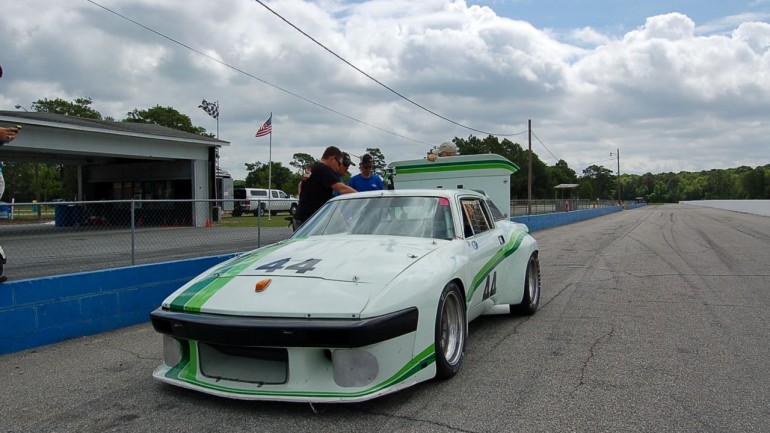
<box><xmin>198</xmin><ymin>100</ymin><xmax>219</xmax><ymax>119</ymax></box>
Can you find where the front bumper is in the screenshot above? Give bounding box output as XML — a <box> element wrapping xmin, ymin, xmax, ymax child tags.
<box><xmin>151</xmin><ymin>307</ymin><xmax>437</xmax><ymax>403</ymax></box>
<box><xmin>150</xmin><ymin>307</ymin><xmax>419</xmax><ymax>348</ymax></box>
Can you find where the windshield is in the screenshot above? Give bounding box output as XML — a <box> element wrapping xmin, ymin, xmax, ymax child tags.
<box><xmin>293</xmin><ymin>196</ymin><xmax>455</xmax><ymax>240</ymax></box>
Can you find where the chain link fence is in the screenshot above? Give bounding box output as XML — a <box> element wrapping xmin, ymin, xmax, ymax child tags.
<box><xmin>0</xmin><ymin>199</ymin><xmax>294</xmax><ymax>281</ymax></box>
<box><xmin>0</xmin><ymin>198</ymin><xmax>620</xmax><ymax>281</ymax></box>
<box><xmin>511</xmin><ymin>199</ymin><xmax>618</xmax><ymax>216</ymax></box>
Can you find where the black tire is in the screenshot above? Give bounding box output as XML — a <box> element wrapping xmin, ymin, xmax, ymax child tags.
<box><xmin>289</xmin><ymin>203</ymin><xmax>297</xmax><ymax>216</ymax></box>
<box><xmin>254</xmin><ymin>204</ymin><xmax>266</xmax><ymax>217</ymax></box>
<box><xmin>232</xmin><ymin>209</ymin><xmax>242</xmax><ymax>217</ymax></box>
<box><xmin>435</xmin><ymin>281</ymin><xmax>466</xmax><ymax>379</ymax></box>
<box><xmin>510</xmin><ymin>253</ymin><xmax>540</xmax><ymax>316</ymax></box>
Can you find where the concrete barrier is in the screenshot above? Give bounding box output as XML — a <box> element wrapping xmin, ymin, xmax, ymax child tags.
<box><xmin>0</xmin><ymin>254</ymin><xmax>236</xmax><ymax>355</ymax></box>
<box><xmin>680</xmin><ymin>200</ymin><xmax>770</xmax><ymax>217</ymax></box>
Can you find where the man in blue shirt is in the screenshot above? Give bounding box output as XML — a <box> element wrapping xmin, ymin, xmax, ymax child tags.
<box><xmin>348</xmin><ymin>154</ymin><xmax>383</xmax><ymax>192</ymax></box>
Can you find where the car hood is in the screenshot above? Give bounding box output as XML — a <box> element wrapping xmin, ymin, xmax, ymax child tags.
<box><xmin>162</xmin><ymin>236</ymin><xmax>443</xmax><ymax>318</ymax></box>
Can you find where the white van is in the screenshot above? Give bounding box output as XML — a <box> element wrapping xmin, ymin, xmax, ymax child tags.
<box><xmin>233</xmin><ymin>188</ymin><xmax>298</xmax><ymax>217</ymax></box>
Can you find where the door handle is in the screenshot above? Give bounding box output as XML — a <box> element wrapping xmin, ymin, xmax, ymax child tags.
<box><xmin>498</xmin><ymin>235</ymin><xmax>505</xmax><ymax>245</ymax></box>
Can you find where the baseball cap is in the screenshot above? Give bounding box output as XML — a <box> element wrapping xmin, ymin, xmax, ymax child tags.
<box><xmin>342</xmin><ymin>152</ymin><xmax>353</xmax><ymax>167</ymax></box>
<box><xmin>431</xmin><ymin>141</ymin><xmax>457</xmax><ymax>155</ymax></box>
<box><xmin>361</xmin><ymin>153</ymin><xmax>374</xmax><ymax>168</ymax></box>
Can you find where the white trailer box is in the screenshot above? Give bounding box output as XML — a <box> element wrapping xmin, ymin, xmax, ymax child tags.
<box><xmin>387</xmin><ymin>154</ymin><xmax>519</xmax><ymax>217</ymax></box>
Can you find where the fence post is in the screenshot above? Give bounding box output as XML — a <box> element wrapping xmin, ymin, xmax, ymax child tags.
<box><xmin>130</xmin><ymin>200</ymin><xmax>136</xmax><ymax>266</ymax></box>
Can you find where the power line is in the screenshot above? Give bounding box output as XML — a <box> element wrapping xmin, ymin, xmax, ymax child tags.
<box><xmin>531</xmin><ymin>130</ymin><xmax>560</xmax><ymax>163</ymax></box>
<box><xmin>84</xmin><ymin>0</ymin><xmax>432</xmax><ymax>146</ymax></box>
<box><xmin>252</xmin><ymin>0</ymin><xmax>527</xmax><ymax>138</ymax></box>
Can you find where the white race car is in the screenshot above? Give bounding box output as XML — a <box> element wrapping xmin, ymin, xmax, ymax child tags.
<box><xmin>151</xmin><ymin>189</ymin><xmax>540</xmax><ymax>403</ymax></box>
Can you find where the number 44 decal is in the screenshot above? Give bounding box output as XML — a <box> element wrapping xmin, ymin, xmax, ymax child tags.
<box><xmin>482</xmin><ymin>271</ymin><xmax>497</xmax><ymax>300</ymax></box>
<box><xmin>256</xmin><ymin>258</ymin><xmax>321</xmax><ymax>274</ymax></box>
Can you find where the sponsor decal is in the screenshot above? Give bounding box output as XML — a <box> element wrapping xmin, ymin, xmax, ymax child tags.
<box><xmin>466</xmin><ymin>230</ymin><xmax>528</xmax><ymax>302</ymax></box>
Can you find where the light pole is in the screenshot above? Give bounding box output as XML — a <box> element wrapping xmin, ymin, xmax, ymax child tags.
<box><xmin>15</xmin><ymin>105</ymin><xmax>29</xmax><ymax>112</ymax></box>
<box><xmin>610</xmin><ymin>149</ymin><xmax>620</xmax><ymax>204</ymax></box>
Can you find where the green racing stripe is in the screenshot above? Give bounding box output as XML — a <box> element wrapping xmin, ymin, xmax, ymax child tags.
<box><xmin>466</xmin><ymin>229</ymin><xmax>528</xmax><ymax>302</ymax></box>
<box><xmin>394</xmin><ymin>158</ymin><xmax>519</xmax><ymax>175</ymax></box>
<box><xmin>168</xmin><ymin>241</ymin><xmax>293</xmax><ymax>312</ymax></box>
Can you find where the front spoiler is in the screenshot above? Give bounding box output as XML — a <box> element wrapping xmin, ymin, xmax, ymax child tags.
<box><xmin>150</xmin><ymin>307</ymin><xmax>419</xmax><ymax>348</ymax></box>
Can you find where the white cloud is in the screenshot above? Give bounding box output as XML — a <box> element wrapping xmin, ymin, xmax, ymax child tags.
<box><xmin>1</xmin><ymin>1</ymin><xmax>768</xmax><ymax>181</ymax></box>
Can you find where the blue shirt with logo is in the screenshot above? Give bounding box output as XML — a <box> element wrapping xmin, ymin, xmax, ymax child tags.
<box><xmin>349</xmin><ymin>173</ymin><xmax>384</xmax><ymax>192</ymax></box>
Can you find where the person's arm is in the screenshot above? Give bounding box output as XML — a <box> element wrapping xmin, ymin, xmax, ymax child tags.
<box><xmin>0</xmin><ymin>126</ymin><xmax>20</xmax><ymax>144</ymax></box>
<box><xmin>332</xmin><ymin>182</ymin><xmax>357</xmax><ymax>195</ymax></box>
<box><xmin>427</xmin><ymin>153</ymin><xmax>438</xmax><ymax>162</ymax></box>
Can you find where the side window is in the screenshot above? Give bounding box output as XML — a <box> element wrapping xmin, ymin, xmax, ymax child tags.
<box><xmin>278</xmin><ymin>191</ymin><xmax>288</xmax><ymax>199</ymax></box>
<box><xmin>485</xmin><ymin>199</ymin><xmax>506</xmax><ymax>221</ymax></box>
<box><xmin>272</xmin><ymin>191</ymin><xmax>279</xmax><ymax>198</ymax></box>
<box><xmin>254</xmin><ymin>190</ymin><xmax>267</xmax><ymax>197</ymax></box>
<box><xmin>460</xmin><ymin>199</ymin><xmax>491</xmax><ymax>237</ymax></box>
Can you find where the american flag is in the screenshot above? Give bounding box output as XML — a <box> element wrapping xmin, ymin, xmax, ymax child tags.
<box><xmin>256</xmin><ymin>114</ymin><xmax>272</xmax><ymax>137</ymax></box>
<box><xmin>198</xmin><ymin>100</ymin><xmax>219</xmax><ymax>119</ymax></box>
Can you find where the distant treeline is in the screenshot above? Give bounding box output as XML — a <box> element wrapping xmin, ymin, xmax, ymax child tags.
<box><xmin>454</xmin><ymin>135</ymin><xmax>769</xmax><ymax>203</ymax></box>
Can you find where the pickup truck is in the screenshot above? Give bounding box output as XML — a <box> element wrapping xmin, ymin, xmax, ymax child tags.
<box><xmin>232</xmin><ymin>188</ymin><xmax>298</xmax><ymax>216</ymax></box>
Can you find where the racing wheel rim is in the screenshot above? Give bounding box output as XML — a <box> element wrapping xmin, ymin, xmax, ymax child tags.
<box><xmin>440</xmin><ymin>290</ymin><xmax>464</xmax><ymax>365</ymax></box>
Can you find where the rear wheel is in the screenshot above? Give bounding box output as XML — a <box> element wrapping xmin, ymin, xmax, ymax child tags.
<box><xmin>510</xmin><ymin>253</ymin><xmax>540</xmax><ymax>316</ymax></box>
<box><xmin>254</xmin><ymin>204</ymin><xmax>266</xmax><ymax>217</ymax></box>
<box><xmin>435</xmin><ymin>282</ymin><xmax>466</xmax><ymax>379</ymax></box>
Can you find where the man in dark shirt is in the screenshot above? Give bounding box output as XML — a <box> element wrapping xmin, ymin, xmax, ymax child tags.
<box><xmin>293</xmin><ymin>146</ymin><xmax>357</xmax><ymax>230</ymax></box>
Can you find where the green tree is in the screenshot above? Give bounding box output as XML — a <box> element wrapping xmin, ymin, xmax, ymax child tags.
<box><xmin>289</xmin><ymin>153</ymin><xmax>316</xmax><ymax>174</ymax></box>
<box><xmin>703</xmin><ymin>169</ymin><xmax>736</xmax><ymax>199</ymax></box>
<box><xmin>740</xmin><ymin>167</ymin><xmax>766</xmax><ymax>199</ymax></box>
<box><xmin>580</xmin><ymin>165</ymin><xmax>615</xmax><ymax>199</ymax></box>
<box><xmin>243</xmin><ymin>161</ymin><xmax>294</xmax><ymax>192</ymax></box>
<box><xmin>32</xmin><ymin>97</ymin><xmax>102</xmax><ymax>119</ymax></box>
<box><xmin>123</xmin><ymin>105</ymin><xmax>212</xmax><ymax>136</ymax></box>
<box><xmin>1</xmin><ymin>162</ymin><xmax>68</xmax><ymax>202</ymax></box>
<box><xmin>454</xmin><ymin>135</ymin><xmax>546</xmax><ymax>200</ymax></box>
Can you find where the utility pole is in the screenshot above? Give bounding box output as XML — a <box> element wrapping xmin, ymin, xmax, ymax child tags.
<box><xmin>527</xmin><ymin>119</ymin><xmax>532</xmax><ymax>215</ymax></box>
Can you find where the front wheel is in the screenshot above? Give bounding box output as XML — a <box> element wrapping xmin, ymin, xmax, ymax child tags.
<box><xmin>435</xmin><ymin>282</ymin><xmax>466</xmax><ymax>379</ymax></box>
<box><xmin>510</xmin><ymin>253</ymin><xmax>540</xmax><ymax>316</ymax></box>
<box><xmin>289</xmin><ymin>203</ymin><xmax>298</xmax><ymax>216</ymax></box>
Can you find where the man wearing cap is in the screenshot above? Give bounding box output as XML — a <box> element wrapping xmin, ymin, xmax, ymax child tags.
<box><xmin>332</xmin><ymin>152</ymin><xmax>355</xmax><ymax>196</ymax></box>
<box><xmin>293</xmin><ymin>146</ymin><xmax>357</xmax><ymax>230</ymax></box>
<box><xmin>349</xmin><ymin>153</ymin><xmax>384</xmax><ymax>192</ymax></box>
<box><xmin>427</xmin><ymin>141</ymin><xmax>458</xmax><ymax>162</ymax></box>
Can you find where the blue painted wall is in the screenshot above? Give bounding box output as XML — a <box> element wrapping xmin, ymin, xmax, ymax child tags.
<box><xmin>511</xmin><ymin>205</ymin><xmax>629</xmax><ymax>232</ymax></box>
<box><xmin>0</xmin><ymin>254</ymin><xmax>236</xmax><ymax>355</ymax></box>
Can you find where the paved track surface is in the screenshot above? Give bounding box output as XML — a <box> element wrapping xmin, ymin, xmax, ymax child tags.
<box><xmin>2</xmin><ymin>204</ymin><xmax>769</xmax><ymax>432</ymax></box>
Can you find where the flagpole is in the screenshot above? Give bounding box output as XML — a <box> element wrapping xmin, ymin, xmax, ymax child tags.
<box><xmin>268</xmin><ymin>112</ymin><xmax>272</xmax><ymax>221</ymax></box>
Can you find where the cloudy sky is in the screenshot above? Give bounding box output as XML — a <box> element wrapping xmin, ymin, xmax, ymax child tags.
<box><xmin>1</xmin><ymin>0</ymin><xmax>769</xmax><ymax>181</ymax></box>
